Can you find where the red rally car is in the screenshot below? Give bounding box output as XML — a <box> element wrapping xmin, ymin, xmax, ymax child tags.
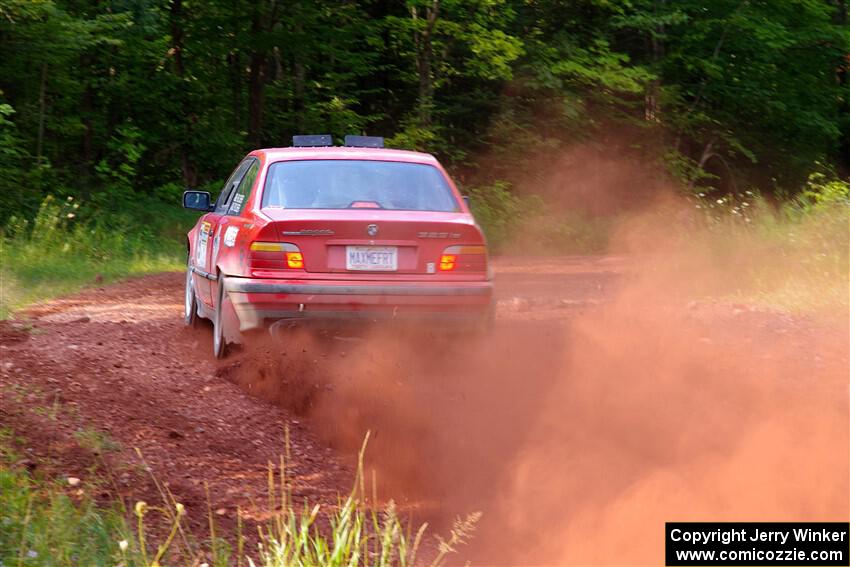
<box><xmin>182</xmin><ymin>135</ymin><xmax>494</xmax><ymax>357</ymax></box>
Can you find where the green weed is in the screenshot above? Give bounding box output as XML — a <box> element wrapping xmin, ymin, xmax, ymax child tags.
<box><xmin>0</xmin><ymin>432</ymin><xmax>478</xmax><ymax>566</ymax></box>
<box><xmin>74</xmin><ymin>428</ymin><xmax>123</xmax><ymax>455</ymax></box>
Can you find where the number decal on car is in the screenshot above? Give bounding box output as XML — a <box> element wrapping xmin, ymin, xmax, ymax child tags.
<box><xmin>196</xmin><ymin>221</ymin><xmax>211</xmax><ymax>269</ymax></box>
<box><xmin>224</xmin><ymin>226</ymin><xmax>239</xmax><ymax>247</ymax></box>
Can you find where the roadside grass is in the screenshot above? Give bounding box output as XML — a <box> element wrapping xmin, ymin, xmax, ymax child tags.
<box><xmin>0</xmin><ymin>427</ymin><xmax>135</xmax><ymax>566</ymax></box>
<box><xmin>0</xmin><ymin>431</ymin><xmax>477</xmax><ymax>566</ymax></box>
<box><xmin>0</xmin><ymin>466</ymin><xmax>135</xmax><ymax>566</ymax></box>
<box><xmin>696</xmin><ymin>176</ymin><xmax>849</xmax><ymax>314</ymax></box>
<box><xmin>729</xmin><ymin>216</ymin><xmax>848</xmax><ymax>314</ymax></box>
<box><xmin>0</xmin><ymin>195</ymin><xmax>194</xmax><ymax>319</ymax></box>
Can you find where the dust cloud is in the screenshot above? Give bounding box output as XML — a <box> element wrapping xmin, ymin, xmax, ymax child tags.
<box><xmin>228</xmin><ymin>147</ymin><xmax>849</xmax><ymax>565</ymax></box>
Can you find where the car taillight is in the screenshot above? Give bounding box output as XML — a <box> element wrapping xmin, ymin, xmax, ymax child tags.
<box><xmin>285</xmin><ymin>252</ymin><xmax>304</xmax><ymax>269</ymax></box>
<box><xmin>439</xmin><ymin>254</ymin><xmax>457</xmax><ymax>271</ymax></box>
<box><xmin>250</xmin><ymin>242</ymin><xmax>288</xmax><ymax>252</ymax></box>
<box><xmin>439</xmin><ymin>245</ymin><xmax>487</xmax><ymax>272</ymax></box>
<box><xmin>452</xmin><ymin>245</ymin><xmax>487</xmax><ymax>254</ymax></box>
<box><xmin>249</xmin><ymin>242</ymin><xmax>304</xmax><ymax>269</ymax></box>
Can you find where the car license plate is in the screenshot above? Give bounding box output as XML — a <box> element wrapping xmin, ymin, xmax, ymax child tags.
<box><xmin>346</xmin><ymin>246</ymin><xmax>398</xmax><ymax>271</ymax></box>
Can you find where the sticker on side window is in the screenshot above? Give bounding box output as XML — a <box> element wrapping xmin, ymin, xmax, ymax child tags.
<box><xmin>229</xmin><ymin>193</ymin><xmax>245</xmax><ymax>214</ymax></box>
<box><xmin>224</xmin><ymin>226</ymin><xmax>239</xmax><ymax>247</ymax></box>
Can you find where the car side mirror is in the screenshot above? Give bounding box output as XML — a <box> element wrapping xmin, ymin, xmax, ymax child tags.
<box><xmin>183</xmin><ymin>190</ymin><xmax>212</xmax><ymax>211</ymax></box>
<box><xmin>462</xmin><ymin>195</ymin><xmax>471</xmax><ymax>208</ymax></box>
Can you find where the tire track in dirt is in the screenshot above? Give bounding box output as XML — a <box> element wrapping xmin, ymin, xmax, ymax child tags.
<box><xmin>0</xmin><ymin>273</ymin><xmax>351</xmax><ymax>538</ymax></box>
<box><xmin>0</xmin><ymin>257</ymin><xmax>623</xmax><ymax>546</ymax></box>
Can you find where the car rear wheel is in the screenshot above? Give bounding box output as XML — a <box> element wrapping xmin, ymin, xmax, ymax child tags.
<box><xmin>212</xmin><ymin>278</ymin><xmax>229</xmax><ymax>359</ymax></box>
<box><xmin>184</xmin><ymin>261</ymin><xmax>199</xmax><ymax>327</ymax></box>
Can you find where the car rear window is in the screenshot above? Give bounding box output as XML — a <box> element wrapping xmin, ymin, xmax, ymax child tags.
<box><xmin>261</xmin><ymin>160</ymin><xmax>459</xmax><ymax>212</ymax></box>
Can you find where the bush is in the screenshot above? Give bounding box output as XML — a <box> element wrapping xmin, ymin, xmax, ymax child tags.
<box><xmin>465</xmin><ymin>180</ymin><xmax>610</xmax><ymax>254</ymax></box>
<box><xmin>464</xmin><ymin>181</ymin><xmax>525</xmax><ymax>250</ymax></box>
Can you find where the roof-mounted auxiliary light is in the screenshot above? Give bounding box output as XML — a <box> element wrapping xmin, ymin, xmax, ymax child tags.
<box><xmin>344</xmin><ymin>135</ymin><xmax>384</xmax><ymax>148</ymax></box>
<box><xmin>290</xmin><ymin>134</ymin><xmax>384</xmax><ymax>148</ymax></box>
<box><xmin>292</xmin><ymin>134</ymin><xmax>333</xmax><ymax>147</ymax></box>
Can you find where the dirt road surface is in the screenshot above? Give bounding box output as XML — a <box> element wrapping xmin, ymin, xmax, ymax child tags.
<box><xmin>1</xmin><ymin>256</ymin><xmax>847</xmax><ymax>565</ymax></box>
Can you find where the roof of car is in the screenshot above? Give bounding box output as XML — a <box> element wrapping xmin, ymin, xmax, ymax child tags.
<box><xmin>251</xmin><ymin>146</ymin><xmax>439</xmax><ymax>165</ymax></box>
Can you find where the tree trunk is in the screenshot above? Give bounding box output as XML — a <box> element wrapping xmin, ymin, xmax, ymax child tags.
<box><xmin>80</xmin><ymin>60</ymin><xmax>94</xmax><ymax>195</ymax></box>
<box><xmin>247</xmin><ymin>1</ymin><xmax>273</xmax><ymax>148</ymax></box>
<box><xmin>294</xmin><ymin>58</ymin><xmax>305</xmax><ymax>132</ymax></box>
<box><xmin>81</xmin><ymin>88</ymin><xmax>93</xmax><ymax>167</ymax></box>
<box><xmin>645</xmin><ymin>0</ymin><xmax>665</xmax><ymax>122</ymax></box>
<box><xmin>834</xmin><ymin>0</ymin><xmax>847</xmax><ymax>24</ymax></box>
<box><xmin>248</xmin><ymin>50</ymin><xmax>266</xmax><ymax>148</ymax></box>
<box><xmin>412</xmin><ymin>0</ymin><xmax>439</xmax><ymax>127</ymax></box>
<box><xmin>834</xmin><ymin>0</ymin><xmax>849</xmax><ymax>167</ymax></box>
<box><xmin>697</xmin><ymin>138</ymin><xmax>716</xmax><ymax>171</ymax></box>
<box><xmin>169</xmin><ymin>0</ymin><xmax>197</xmax><ymax>187</ymax></box>
<box><xmin>36</xmin><ymin>62</ymin><xmax>47</xmax><ymax>166</ymax></box>
<box><xmin>293</xmin><ymin>6</ymin><xmax>306</xmax><ymax>133</ymax></box>
<box><xmin>689</xmin><ymin>138</ymin><xmax>716</xmax><ymax>189</ymax></box>
<box><xmin>229</xmin><ymin>51</ymin><xmax>242</xmax><ymax>132</ymax></box>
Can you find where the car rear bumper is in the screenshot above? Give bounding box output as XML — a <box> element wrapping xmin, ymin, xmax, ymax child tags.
<box><xmin>223</xmin><ymin>277</ymin><xmax>494</xmax><ymax>330</ymax></box>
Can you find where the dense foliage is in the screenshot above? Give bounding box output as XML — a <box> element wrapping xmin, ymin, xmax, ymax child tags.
<box><xmin>1</xmin><ymin>0</ymin><xmax>848</xmax><ymax>224</ymax></box>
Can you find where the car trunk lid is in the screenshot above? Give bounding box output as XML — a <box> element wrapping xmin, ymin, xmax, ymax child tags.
<box><xmin>261</xmin><ymin>209</ymin><xmax>483</xmax><ymax>274</ymax></box>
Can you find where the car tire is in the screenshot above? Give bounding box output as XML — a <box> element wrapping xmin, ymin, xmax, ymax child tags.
<box><xmin>213</xmin><ymin>278</ymin><xmax>229</xmax><ymax>359</ymax></box>
<box><xmin>184</xmin><ymin>261</ymin><xmax>199</xmax><ymax>327</ymax></box>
